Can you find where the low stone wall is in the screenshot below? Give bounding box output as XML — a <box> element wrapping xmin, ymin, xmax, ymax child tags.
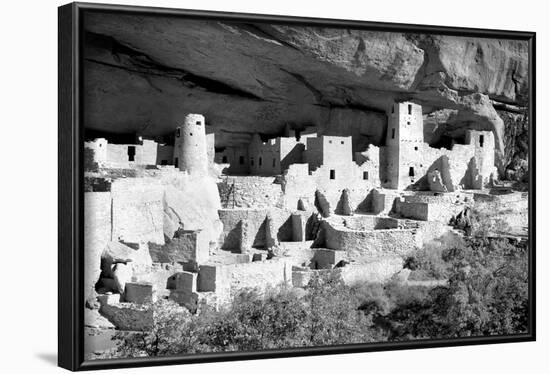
<box><xmin>394</xmin><ymin>198</ymin><xmax>464</xmax><ymax>224</ymax></box>
<box><xmin>394</xmin><ymin>200</ymin><xmax>430</xmax><ymax>221</ymax></box>
<box><xmin>337</xmin><ymin>257</ymin><xmax>404</xmax><ymax>284</ymax></box>
<box><xmin>197</xmin><ymin>258</ymin><xmax>293</xmax><ymax>303</ymax></box>
<box><xmin>327</xmin><ymin>215</ymin><xmax>399</xmax><ymax>231</ymax></box>
<box><xmin>322</xmin><ymin>220</ymin><xmax>418</xmax><ymax>259</ymax></box>
<box><xmin>218</xmin><ymin>176</ymin><xmax>284</xmax><ymax>209</ymax></box>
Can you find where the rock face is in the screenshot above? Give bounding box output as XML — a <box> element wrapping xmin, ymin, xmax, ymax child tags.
<box><xmin>83</xmin><ymin>13</ymin><xmax>529</xmax><ymax>178</ymax></box>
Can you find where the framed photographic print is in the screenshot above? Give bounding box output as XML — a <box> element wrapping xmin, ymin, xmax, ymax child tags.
<box><xmin>58</xmin><ymin>2</ymin><xmax>536</xmax><ymax>371</ymax></box>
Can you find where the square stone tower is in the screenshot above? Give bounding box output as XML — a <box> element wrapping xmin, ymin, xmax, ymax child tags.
<box><xmin>383</xmin><ymin>101</ymin><xmax>424</xmax><ymax>189</ymax></box>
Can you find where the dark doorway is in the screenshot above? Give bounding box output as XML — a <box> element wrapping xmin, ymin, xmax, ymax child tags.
<box><xmin>161</xmin><ymin>160</ymin><xmax>168</xmax><ymax>166</ymax></box>
<box><xmin>174</xmin><ymin>157</ymin><xmax>179</xmax><ymax>168</ymax></box>
<box><xmin>222</xmin><ymin>156</ymin><xmax>228</xmax><ymax>163</ymax></box>
<box><xmin>127</xmin><ymin>146</ymin><xmax>136</xmax><ymax>162</ymax></box>
<box><xmin>239</xmin><ymin>156</ymin><xmax>244</xmax><ymax>165</ymax></box>
<box><xmin>479</xmin><ymin>135</ymin><xmax>485</xmax><ymax>147</ymax></box>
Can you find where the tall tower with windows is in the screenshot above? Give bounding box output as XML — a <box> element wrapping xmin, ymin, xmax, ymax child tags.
<box><xmin>383</xmin><ymin>101</ymin><xmax>424</xmax><ymax>189</ymax></box>
<box><xmin>173</xmin><ymin>114</ymin><xmax>208</xmax><ymax>175</ymax></box>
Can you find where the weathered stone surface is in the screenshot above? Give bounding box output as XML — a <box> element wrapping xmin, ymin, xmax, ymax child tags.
<box><xmin>149</xmin><ymin>229</ymin><xmax>209</xmax><ymax>264</ymax></box>
<box><xmin>83</xmin><ymin>14</ymin><xmax>528</xmax><ymax>178</ymax></box>
<box><xmin>97</xmin><ymin>293</ymin><xmax>120</xmax><ymax>307</ymax></box>
<box><xmin>84</xmin><ymin>192</ymin><xmax>111</xmax><ymax>306</ymax></box>
<box><xmin>124</xmin><ymin>282</ymin><xmax>154</xmax><ymax>304</ymax></box>
<box><xmin>167</xmin><ymin>272</ymin><xmax>197</xmax><ymax>293</ymax></box>
<box><xmin>314</xmin><ymin>190</ymin><xmax>332</xmax><ymax>218</ymax></box>
<box><xmin>85</xmin><ymin>308</ymin><xmax>116</xmax><ymax>329</ymax></box>
<box><xmin>112</xmin><ymin>263</ymin><xmax>133</xmax><ymax>295</ymax></box>
<box><xmin>427</xmin><ymin>170</ymin><xmax>448</xmax><ymax>192</ymax></box>
<box><xmin>103</xmin><ymin>241</ymin><xmax>152</xmax><ymax>265</ymax></box>
<box><xmin>99</xmin><ymin>303</ymin><xmax>153</xmax><ymax>331</ymax></box>
<box><xmin>161</xmin><ymin>173</ymin><xmax>223</xmax><ymax>248</ymax></box>
<box><xmin>110</xmin><ymin>178</ymin><xmax>165</xmax><ymax>245</ymax></box>
<box><xmin>336</xmin><ymin>189</ymin><xmax>354</xmax><ymax>216</ymax></box>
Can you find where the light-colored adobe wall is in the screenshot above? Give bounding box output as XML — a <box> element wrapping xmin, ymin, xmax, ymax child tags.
<box><xmin>197</xmin><ymin>258</ymin><xmax>293</xmax><ymax>303</ymax></box>
<box><xmin>110</xmin><ymin>178</ymin><xmax>165</xmax><ymax>245</ymax></box>
<box><xmin>138</xmin><ymin>140</ymin><xmax>158</xmax><ymax>165</ymax></box>
<box><xmin>281</xmin><ymin>161</ymin><xmax>379</xmax><ymax>214</ymax></box>
<box><xmin>322</xmin><ymin>220</ymin><xmax>418</xmax><ymax>260</ymax></box>
<box><xmin>218</xmin><ymin>176</ymin><xmax>284</xmax><ymax>209</ymax></box>
<box><xmin>216</xmin><ymin>146</ymin><xmax>249</xmax><ymax>175</ymax></box>
<box><xmin>322</xmin><ymin>136</ymin><xmax>353</xmax><ymax>166</ymax></box>
<box><xmin>106</xmin><ymin>143</ymin><xmax>132</xmax><ymax>165</ymax></box>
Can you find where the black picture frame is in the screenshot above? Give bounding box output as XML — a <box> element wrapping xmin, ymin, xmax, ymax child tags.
<box><xmin>58</xmin><ymin>2</ymin><xmax>536</xmax><ymax>371</ymax></box>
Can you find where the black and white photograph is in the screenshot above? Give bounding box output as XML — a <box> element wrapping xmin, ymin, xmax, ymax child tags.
<box><xmin>49</xmin><ymin>1</ymin><xmax>538</xmax><ymax>371</ymax></box>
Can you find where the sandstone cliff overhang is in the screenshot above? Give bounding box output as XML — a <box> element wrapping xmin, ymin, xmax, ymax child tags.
<box><xmin>83</xmin><ymin>12</ymin><xmax>528</xmax><ymax>169</ymax></box>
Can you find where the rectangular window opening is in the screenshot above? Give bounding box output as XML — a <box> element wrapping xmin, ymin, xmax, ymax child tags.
<box><xmin>259</xmin><ymin>157</ymin><xmax>262</xmax><ymax>166</ymax></box>
<box><xmin>479</xmin><ymin>135</ymin><xmax>484</xmax><ymax>147</ymax></box>
<box><xmin>363</xmin><ymin>171</ymin><xmax>369</xmax><ymax>180</ymax></box>
<box><xmin>408</xmin><ymin>104</ymin><xmax>412</xmax><ymax>115</ymax></box>
<box><xmin>174</xmin><ymin>157</ymin><xmax>179</xmax><ymax>168</ymax></box>
<box><xmin>239</xmin><ymin>156</ymin><xmax>244</xmax><ymax>165</ymax></box>
<box><xmin>409</xmin><ymin>166</ymin><xmax>415</xmax><ymax>177</ymax></box>
<box><xmin>127</xmin><ymin>146</ymin><xmax>136</xmax><ymax>162</ymax></box>
<box><xmin>272</xmin><ymin>158</ymin><xmax>276</xmax><ymax>167</ymax></box>
<box><xmin>391</xmin><ymin>129</ymin><xmax>396</xmax><ymax>139</ymax></box>
<box><xmin>330</xmin><ymin>170</ymin><xmax>336</xmax><ymax>180</ymax></box>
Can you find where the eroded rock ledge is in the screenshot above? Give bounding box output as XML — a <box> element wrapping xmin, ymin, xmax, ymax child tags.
<box><xmin>83</xmin><ymin>12</ymin><xmax>529</xmax><ymax>178</ymax></box>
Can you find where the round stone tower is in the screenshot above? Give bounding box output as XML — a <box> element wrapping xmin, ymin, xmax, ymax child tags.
<box><xmin>173</xmin><ymin>114</ymin><xmax>208</xmax><ymax>175</ymax></box>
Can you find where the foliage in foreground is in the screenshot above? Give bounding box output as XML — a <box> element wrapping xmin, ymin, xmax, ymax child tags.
<box><xmin>109</xmin><ymin>236</ymin><xmax>528</xmax><ymax>358</ymax></box>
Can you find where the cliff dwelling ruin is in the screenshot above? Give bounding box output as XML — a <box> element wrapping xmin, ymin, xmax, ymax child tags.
<box><xmin>83</xmin><ymin>101</ymin><xmax>526</xmax><ymax>332</ymax></box>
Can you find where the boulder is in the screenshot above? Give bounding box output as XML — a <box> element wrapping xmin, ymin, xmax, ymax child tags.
<box><xmin>112</xmin><ymin>263</ymin><xmax>133</xmax><ymax>295</ymax></box>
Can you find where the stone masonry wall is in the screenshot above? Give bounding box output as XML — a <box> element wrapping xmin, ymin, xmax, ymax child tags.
<box><xmin>322</xmin><ymin>220</ymin><xmax>418</xmax><ymax>260</ymax></box>
<box><xmin>218</xmin><ymin>208</ymin><xmax>295</xmax><ymax>250</ymax></box>
<box><xmin>197</xmin><ymin>258</ymin><xmax>293</xmax><ymax>303</ymax></box>
<box><xmin>218</xmin><ymin>176</ymin><xmax>284</xmax><ymax>209</ymax></box>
